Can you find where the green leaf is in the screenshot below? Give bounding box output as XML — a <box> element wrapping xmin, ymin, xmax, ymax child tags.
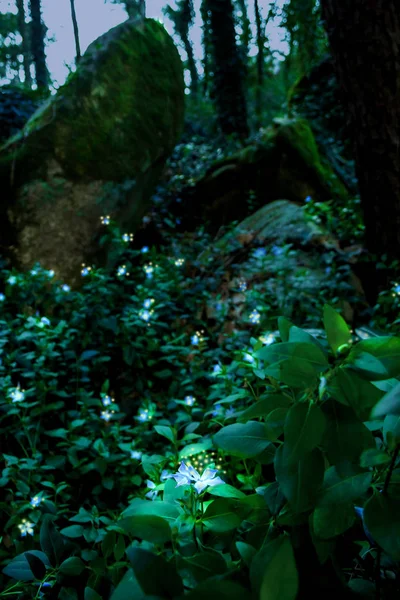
<box><xmin>179</xmin><ymin>440</ymin><xmax>212</xmax><ymax>459</ymax></box>
<box><xmin>121</xmin><ymin>498</ymin><xmax>181</xmax><ymax>522</ymax></box>
<box><xmin>259</xmin><ymin>536</ymin><xmax>298</xmax><ymax>600</ymax></box>
<box><xmin>40</xmin><ymin>515</ymin><xmax>64</xmax><ymax>566</ymax></box>
<box><xmin>101</xmin><ymin>530</ymin><xmax>116</xmax><ymax>559</ymax></box>
<box><xmin>321</xmin><ymin>401</ymin><xmax>375</xmax><ymax>463</ymax></box>
<box><xmin>236</xmin><ymin>542</ymin><xmax>256</xmax><ymax>567</ymax></box>
<box><xmin>237</xmin><ymin>394</ymin><xmax>292</xmax><ymax>422</ymax></box>
<box><xmin>265</xmin><ymin>357</ymin><xmax>319</xmax><ymax>388</ymax></box>
<box><xmin>60</xmin><ymin>525</ymin><xmax>84</xmax><ymax>539</ymax></box>
<box><xmin>283</xmin><ymin>403</ymin><xmax>326</xmax><ymax>463</ymax></box>
<box><xmin>274</xmin><ymin>446</ymin><xmax>324</xmax><ymax>513</ymax></box>
<box><xmin>323</xmin><ymin>305</ymin><xmax>351</xmax><ymax>354</ymax></box>
<box><xmin>114</xmin><ymin>534</ymin><xmax>125</xmax><ymax>562</ymax></box>
<box><xmin>255</xmin><ymin>341</ymin><xmax>328</xmax><ymax>371</ymax></box>
<box><xmin>213</xmin><ymin>422</ymin><xmax>271</xmax><ymax>458</ymax></box>
<box><xmin>330</xmin><ymin>368</ymin><xmax>384</xmax><ymax>420</ymax></box>
<box><xmin>59</xmin><ymin>557</ymin><xmax>85</xmax><ymax>576</ymax></box>
<box><xmin>126</xmin><ymin>547</ymin><xmax>183</xmax><ymax>597</ymax></box>
<box><xmin>117</xmin><ymin>514</ymin><xmax>171</xmax><ymax>544</ymax></box>
<box><xmin>347</xmin><ymin>336</ymin><xmax>400</xmax><ymax>380</ymax></box>
<box><xmin>181</xmin><ymin>550</ymin><xmax>227</xmax><ymax>582</ymax></box>
<box><xmin>360</xmin><ymin>448</ymin><xmax>390</xmax><ymax>468</ymax></box>
<box><xmin>313</xmin><ymin>503</ymin><xmax>355</xmax><ymax>539</ymax></box>
<box><xmin>364</xmin><ymin>492</ymin><xmax>400</xmax><ymax>560</ymax></box>
<box><xmin>317</xmin><ymin>466</ymin><xmax>372</xmax><ymax>506</ymax></box>
<box><xmin>207</xmin><ymin>484</ymin><xmax>246</xmax><ymax>499</ymax></box>
<box><xmin>2</xmin><ymin>551</ymin><xmax>50</xmax><ymax>582</ymax></box>
<box><xmin>371</xmin><ymin>381</ymin><xmax>400</xmax><ymax>418</ymax></box>
<box><xmin>202</xmin><ymin>498</ymin><xmax>243</xmax><ymax>532</ymax></box>
<box><xmin>278</xmin><ymin>317</ymin><xmax>293</xmax><ymax>342</ymax></box>
<box><xmin>109</xmin><ymin>569</ymin><xmax>146</xmax><ymax>600</ymax></box>
<box><xmin>84</xmin><ymin>588</ymin><xmax>102</xmax><ymax>600</ymax></box>
<box><xmin>265</xmin><ymin>408</ymin><xmax>288</xmax><ymax>442</ymax></box>
<box><xmin>25</xmin><ymin>552</ymin><xmax>47</xmax><ymax>580</ymax></box>
<box><xmin>154</xmin><ymin>425</ymin><xmax>176</xmax><ymax>444</ymax></box>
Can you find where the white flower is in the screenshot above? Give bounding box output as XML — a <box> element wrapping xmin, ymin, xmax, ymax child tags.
<box><xmin>212</xmin><ymin>364</ymin><xmax>222</xmax><ymax>376</ymax></box>
<box><xmin>31</xmin><ymin>269</ymin><xmax>38</xmax><ymax>276</ymax></box>
<box><xmin>171</xmin><ymin>461</ymin><xmax>225</xmax><ymax>494</ymax></box>
<box><xmin>305</xmin><ymin>196</ymin><xmax>312</xmax><ymax>203</ymax></box>
<box><xmin>30</xmin><ymin>496</ymin><xmax>42</xmax><ymax>508</ymax></box>
<box><xmin>10</xmin><ymin>387</ymin><xmax>25</xmax><ymax>403</ymax></box>
<box><xmin>130</xmin><ymin>450</ymin><xmax>142</xmax><ymax>460</ymax></box>
<box><xmin>101</xmin><ymin>215</ymin><xmax>110</xmax><ymax>225</ymax></box>
<box><xmin>191</xmin><ymin>334</ymin><xmax>199</xmax><ymax>346</ymax></box>
<box><xmin>122</xmin><ymin>233</ymin><xmax>134</xmax><ymax>243</ymax></box>
<box><xmin>62</xmin><ymin>284</ymin><xmax>70</xmax><ymax>292</ymax></box>
<box><xmin>145</xmin><ymin>480</ymin><xmax>158</xmax><ymax>500</ymax></box>
<box><xmin>144</xmin><ymin>264</ymin><xmax>154</xmax><ymax>279</ymax></box>
<box><xmin>175</xmin><ymin>258</ymin><xmax>185</xmax><ymax>267</ymax></box>
<box><xmin>102</xmin><ymin>395</ymin><xmax>112</xmax><ymax>407</ymax></box>
<box><xmin>225</xmin><ymin>406</ymin><xmax>236</xmax><ymax>419</ymax></box>
<box><xmin>40</xmin><ymin>317</ymin><xmax>50</xmax><ymax>327</ymax></box>
<box><xmin>0</xmin><ymin>293</ymin><xmax>5</xmax><ymax>302</ymax></box>
<box><xmin>117</xmin><ymin>265</ymin><xmax>129</xmax><ymax>277</ymax></box>
<box><xmin>184</xmin><ymin>395</ymin><xmax>195</xmax><ymax>407</ymax></box>
<box><xmin>141</xmin><ymin>246</ymin><xmax>149</xmax><ymax>253</ymax></box>
<box><xmin>254</xmin><ymin>248</ymin><xmax>267</xmax><ymax>258</ymax></box>
<box><xmin>143</xmin><ymin>298</ymin><xmax>154</xmax><ymax>309</ymax></box>
<box><xmin>212</xmin><ymin>404</ymin><xmax>223</xmax><ymax>417</ymax></box>
<box><xmin>394</xmin><ymin>283</ymin><xmax>400</xmax><ymax>295</ymax></box>
<box><xmin>18</xmin><ymin>520</ymin><xmax>34</xmax><ymax>537</ymax></box>
<box><xmin>137</xmin><ymin>409</ymin><xmax>151</xmax><ymax>422</ymax></box>
<box><xmin>243</xmin><ymin>352</ymin><xmax>254</xmax><ymax>363</ymax></box>
<box><xmin>101</xmin><ymin>410</ymin><xmax>113</xmax><ymax>422</ymax></box>
<box><xmin>249</xmin><ymin>310</ymin><xmax>261</xmax><ymax>325</ymax></box>
<box><xmin>160</xmin><ymin>470</ymin><xmax>170</xmax><ymax>481</ymax></box>
<box><xmin>81</xmin><ymin>265</ymin><xmax>92</xmax><ymax>277</ymax></box>
<box><xmin>271</xmin><ymin>245</ymin><xmax>284</xmax><ymax>257</ymax></box>
<box><xmin>7</xmin><ymin>275</ymin><xmax>17</xmax><ymax>286</ymax></box>
<box><xmin>47</xmin><ymin>270</ymin><xmax>55</xmax><ymax>278</ymax></box>
<box><xmin>140</xmin><ymin>310</ymin><xmax>151</xmax><ymax>322</ymax></box>
<box><xmin>259</xmin><ymin>333</ymin><xmax>275</xmax><ymax>346</ymax></box>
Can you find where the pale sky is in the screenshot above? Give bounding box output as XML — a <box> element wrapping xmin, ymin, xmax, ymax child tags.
<box><xmin>0</xmin><ymin>0</ymin><xmax>287</xmax><ymax>87</ymax></box>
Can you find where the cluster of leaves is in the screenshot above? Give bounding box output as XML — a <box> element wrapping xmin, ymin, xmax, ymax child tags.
<box><xmin>1</xmin><ymin>261</ymin><xmax>400</xmax><ymax>599</ymax></box>
<box><xmin>0</xmin><ymin>85</ymin><xmax>41</xmax><ymax>144</ymax></box>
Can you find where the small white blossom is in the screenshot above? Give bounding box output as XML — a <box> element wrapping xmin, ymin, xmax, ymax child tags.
<box><xmin>144</xmin><ymin>263</ymin><xmax>154</xmax><ymax>279</ymax></box>
<box><xmin>305</xmin><ymin>196</ymin><xmax>312</xmax><ymax>203</ymax></box>
<box><xmin>101</xmin><ymin>410</ymin><xmax>113</xmax><ymax>422</ymax></box>
<box><xmin>117</xmin><ymin>265</ymin><xmax>129</xmax><ymax>277</ymax></box>
<box><xmin>137</xmin><ymin>409</ymin><xmax>151</xmax><ymax>422</ymax></box>
<box><xmin>130</xmin><ymin>450</ymin><xmax>142</xmax><ymax>460</ymax></box>
<box><xmin>184</xmin><ymin>395</ymin><xmax>196</xmax><ymax>407</ymax></box>
<box><xmin>141</xmin><ymin>246</ymin><xmax>149</xmax><ymax>253</ymax></box>
<box><xmin>31</xmin><ymin>269</ymin><xmax>38</xmax><ymax>276</ymax></box>
<box><xmin>145</xmin><ymin>480</ymin><xmax>158</xmax><ymax>500</ymax></box>
<box><xmin>101</xmin><ymin>215</ymin><xmax>110</xmax><ymax>225</ymax></box>
<box><xmin>243</xmin><ymin>352</ymin><xmax>254</xmax><ymax>363</ymax></box>
<box><xmin>18</xmin><ymin>520</ymin><xmax>34</xmax><ymax>537</ymax></box>
<box><xmin>40</xmin><ymin>317</ymin><xmax>50</xmax><ymax>327</ymax></box>
<box><xmin>9</xmin><ymin>387</ymin><xmax>25</xmax><ymax>403</ymax></box>
<box><xmin>102</xmin><ymin>395</ymin><xmax>113</xmax><ymax>407</ymax></box>
<box><xmin>122</xmin><ymin>233</ymin><xmax>134</xmax><ymax>243</ymax></box>
<box><xmin>212</xmin><ymin>364</ymin><xmax>222</xmax><ymax>376</ymax></box>
<box><xmin>7</xmin><ymin>275</ymin><xmax>17</xmax><ymax>286</ymax></box>
<box><xmin>394</xmin><ymin>284</ymin><xmax>400</xmax><ymax>296</ymax></box>
<box><xmin>140</xmin><ymin>309</ymin><xmax>152</xmax><ymax>322</ymax></box>
<box><xmin>171</xmin><ymin>461</ymin><xmax>225</xmax><ymax>494</ymax></box>
<box><xmin>238</xmin><ymin>278</ymin><xmax>247</xmax><ymax>292</ymax></box>
<box><xmin>191</xmin><ymin>334</ymin><xmax>199</xmax><ymax>345</ymax></box>
<box><xmin>81</xmin><ymin>264</ymin><xmax>92</xmax><ymax>277</ymax></box>
<box><xmin>30</xmin><ymin>496</ymin><xmax>42</xmax><ymax>508</ymax></box>
<box><xmin>260</xmin><ymin>333</ymin><xmax>275</xmax><ymax>346</ymax></box>
<box><xmin>47</xmin><ymin>270</ymin><xmax>55</xmax><ymax>278</ymax></box>
<box><xmin>249</xmin><ymin>310</ymin><xmax>261</xmax><ymax>325</ymax></box>
<box><xmin>0</xmin><ymin>293</ymin><xmax>5</xmax><ymax>302</ymax></box>
<box><xmin>62</xmin><ymin>284</ymin><xmax>70</xmax><ymax>292</ymax></box>
<box><xmin>254</xmin><ymin>248</ymin><xmax>267</xmax><ymax>258</ymax></box>
<box><xmin>143</xmin><ymin>298</ymin><xmax>154</xmax><ymax>309</ymax></box>
<box><xmin>175</xmin><ymin>258</ymin><xmax>185</xmax><ymax>267</ymax></box>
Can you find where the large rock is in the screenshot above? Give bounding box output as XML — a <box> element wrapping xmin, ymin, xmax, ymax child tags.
<box><xmin>183</xmin><ymin>118</ymin><xmax>349</xmax><ymax>231</ymax></box>
<box><xmin>0</xmin><ymin>18</ymin><xmax>184</xmax><ymax>283</ymax></box>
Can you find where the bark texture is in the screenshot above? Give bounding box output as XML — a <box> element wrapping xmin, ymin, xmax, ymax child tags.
<box><xmin>29</xmin><ymin>0</ymin><xmax>48</xmax><ymax>89</ymax></box>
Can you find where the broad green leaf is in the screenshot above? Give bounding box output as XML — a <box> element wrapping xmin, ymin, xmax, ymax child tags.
<box><xmin>179</xmin><ymin>440</ymin><xmax>212</xmax><ymax>459</ymax></box>
<box><xmin>250</xmin><ymin>534</ymin><xmax>284</xmax><ymax>593</ymax></box>
<box><xmin>312</xmin><ymin>503</ymin><xmax>355</xmax><ymax>539</ymax></box>
<box><xmin>265</xmin><ymin>357</ymin><xmax>319</xmax><ymax>388</ymax></box>
<box><xmin>59</xmin><ymin>557</ymin><xmax>85</xmax><ymax>576</ymax></box>
<box><xmin>321</xmin><ymin>401</ymin><xmax>375</xmax><ymax>463</ymax></box>
<box><xmin>347</xmin><ymin>336</ymin><xmax>400</xmax><ymax>380</ymax></box>
<box><xmin>121</xmin><ymin>498</ymin><xmax>181</xmax><ymax>522</ymax></box>
<box><xmin>237</xmin><ymin>394</ymin><xmax>292</xmax><ymax>422</ymax></box>
<box><xmin>317</xmin><ymin>466</ymin><xmax>372</xmax><ymax>507</ymax></box>
<box><xmin>236</xmin><ymin>542</ymin><xmax>256</xmax><ymax>567</ymax></box>
<box><xmin>154</xmin><ymin>425</ymin><xmax>176</xmax><ymax>444</ymax></box>
<box><xmin>109</xmin><ymin>569</ymin><xmax>147</xmax><ymax>600</ymax></box>
<box><xmin>208</xmin><ymin>484</ymin><xmax>246</xmax><ymax>499</ymax></box>
<box><xmin>383</xmin><ymin>414</ymin><xmax>400</xmax><ymax>449</ymax></box>
<box><xmin>60</xmin><ymin>525</ymin><xmax>84</xmax><ymax>539</ymax></box>
<box><xmin>330</xmin><ymin>368</ymin><xmax>384</xmax><ymax>420</ymax></box>
<box><xmin>84</xmin><ymin>588</ymin><xmax>102</xmax><ymax>600</ymax></box>
<box><xmin>255</xmin><ymin>341</ymin><xmax>328</xmax><ymax>371</ymax></box>
<box><xmin>274</xmin><ymin>446</ymin><xmax>324</xmax><ymax>513</ymax></box>
<box><xmin>323</xmin><ymin>305</ymin><xmax>351</xmax><ymax>354</ymax></box>
<box><xmin>371</xmin><ymin>381</ymin><xmax>400</xmax><ymax>418</ymax></box>
<box><xmin>126</xmin><ymin>547</ymin><xmax>183</xmax><ymax>597</ymax></box>
<box><xmin>181</xmin><ymin>550</ymin><xmax>227</xmax><ymax>582</ymax></box>
<box><xmin>278</xmin><ymin>316</ymin><xmax>293</xmax><ymax>342</ymax></box>
<box><xmin>284</xmin><ymin>403</ymin><xmax>326</xmax><ymax>463</ymax></box>
<box><xmin>265</xmin><ymin>407</ymin><xmax>289</xmax><ymax>441</ymax></box>
<box><xmin>360</xmin><ymin>448</ymin><xmax>390</xmax><ymax>468</ymax></box>
<box><xmin>2</xmin><ymin>551</ymin><xmax>50</xmax><ymax>582</ymax></box>
<box><xmin>40</xmin><ymin>515</ymin><xmax>64</xmax><ymax>566</ymax></box>
<box><xmin>202</xmin><ymin>498</ymin><xmax>243</xmax><ymax>532</ymax></box>
<box><xmin>213</xmin><ymin>421</ymin><xmax>271</xmax><ymax>458</ymax></box>
<box><xmin>117</xmin><ymin>514</ymin><xmax>171</xmax><ymax>544</ymax></box>
<box><xmin>24</xmin><ymin>553</ymin><xmax>47</xmax><ymax>580</ymax></box>
<box><xmin>260</xmin><ymin>537</ymin><xmax>299</xmax><ymax>600</ymax></box>
<box><xmin>364</xmin><ymin>492</ymin><xmax>400</xmax><ymax>560</ymax></box>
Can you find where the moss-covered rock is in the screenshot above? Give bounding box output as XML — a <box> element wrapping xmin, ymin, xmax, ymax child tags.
<box><xmin>0</xmin><ymin>18</ymin><xmax>184</xmax><ymax>283</ymax></box>
<box><xmin>184</xmin><ymin>117</ymin><xmax>349</xmax><ymax>230</ymax></box>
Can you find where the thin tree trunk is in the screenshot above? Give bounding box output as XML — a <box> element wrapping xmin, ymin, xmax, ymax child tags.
<box><xmin>183</xmin><ymin>38</ymin><xmax>199</xmax><ymax>95</ymax></box>
<box><xmin>16</xmin><ymin>0</ymin><xmax>32</xmax><ymax>87</ymax></box>
<box><xmin>236</xmin><ymin>0</ymin><xmax>251</xmax><ymax>56</ymax></box>
<box><xmin>321</xmin><ymin>0</ymin><xmax>400</xmax><ymax>289</ymax></box>
<box><xmin>29</xmin><ymin>0</ymin><xmax>48</xmax><ymax>90</ymax></box>
<box><xmin>207</xmin><ymin>0</ymin><xmax>249</xmax><ymax>138</ymax></box>
<box><xmin>254</xmin><ymin>0</ymin><xmax>263</xmax><ymax>122</ymax></box>
<box><xmin>69</xmin><ymin>0</ymin><xmax>81</xmax><ymax>63</ymax></box>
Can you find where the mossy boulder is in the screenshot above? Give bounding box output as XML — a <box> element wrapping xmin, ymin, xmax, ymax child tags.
<box><xmin>0</xmin><ymin>18</ymin><xmax>184</xmax><ymax>283</ymax></box>
<box><xmin>184</xmin><ymin>117</ymin><xmax>349</xmax><ymax>231</ymax></box>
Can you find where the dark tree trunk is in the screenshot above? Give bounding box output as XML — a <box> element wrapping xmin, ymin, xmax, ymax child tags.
<box><xmin>200</xmin><ymin>0</ymin><xmax>212</xmax><ymax>94</ymax></box>
<box><xmin>254</xmin><ymin>0</ymin><xmax>263</xmax><ymax>122</ymax></box>
<box><xmin>29</xmin><ymin>0</ymin><xmax>48</xmax><ymax>90</ymax></box>
<box><xmin>236</xmin><ymin>0</ymin><xmax>251</xmax><ymax>56</ymax></box>
<box><xmin>207</xmin><ymin>0</ymin><xmax>249</xmax><ymax>138</ymax></box>
<box><xmin>183</xmin><ymin>38</ymin><xmax>199</xmax><ymax>95</ymax></box>
<box><xmin>69</xmin><ymin>0</ymin><xmax>81</xmax><ymax>63</ymax></box>
<box><xmin>321</xmin><ymin>0</ymin><xmax>400</xmax><ymax>286</ymax></box>
<box><xmin>16</xmin><ymin>0</ymin><xmax>32</xmax><ymax>87</ymax></box>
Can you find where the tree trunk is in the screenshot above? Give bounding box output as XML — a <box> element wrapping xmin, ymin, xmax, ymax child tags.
<box><xmin>16</xmin><ymin>0</ymin><xmax>32</xmax><ymax>87</ymax></box>
<box><xmin>69</xmin><ymin>0</ymin><xmax>81</xmax><ymax>63</ymax></box>
<box><xmin>236</xmin><ymin>0</ymin><xmax>251</xmax><ymax>56</ymax></box>
<box><xmin>183</xmin><ymin>38</ymin><xmax>199</xmax><ymax>95</ymax></box>
<box><xmin>254</xmin><ymin>0</ymin><xmax>263</xmax><ymax>122</ymax></box>
<box><xmin>207</xmin><ymin>0</ymin><xmax>249</xmax><ymax>138</ymax></box>
<box><xmin>29</xmin><ymin>0</ymin><xmax>48</xmax><ymax>90</ymax></box>
<box><xmin>321</xmin><ymin>0</ymin><xmax>400</xmax><ymax>281</ymax></box>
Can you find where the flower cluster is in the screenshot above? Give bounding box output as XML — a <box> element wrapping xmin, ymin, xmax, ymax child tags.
<box><xmin>171</xmin><ymin>462</ymin><xmax>225</xmax><ymax>494</ymax></box>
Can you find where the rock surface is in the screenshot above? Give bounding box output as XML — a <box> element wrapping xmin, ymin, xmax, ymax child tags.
<box><xmin>184</xmin><ymin>117</ymin><xmax>349</xmax><ymax>230</ymax></box>
<box><xmin>0</xmin><ymin>18</ymin><xmax>184</xmax><ymax>283</ymax></box>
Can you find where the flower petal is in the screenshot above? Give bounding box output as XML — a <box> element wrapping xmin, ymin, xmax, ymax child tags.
<box><xmin>194</xmin><ymin>480</ymin><xmax>209</xmax><ymax>494</ymax></box>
